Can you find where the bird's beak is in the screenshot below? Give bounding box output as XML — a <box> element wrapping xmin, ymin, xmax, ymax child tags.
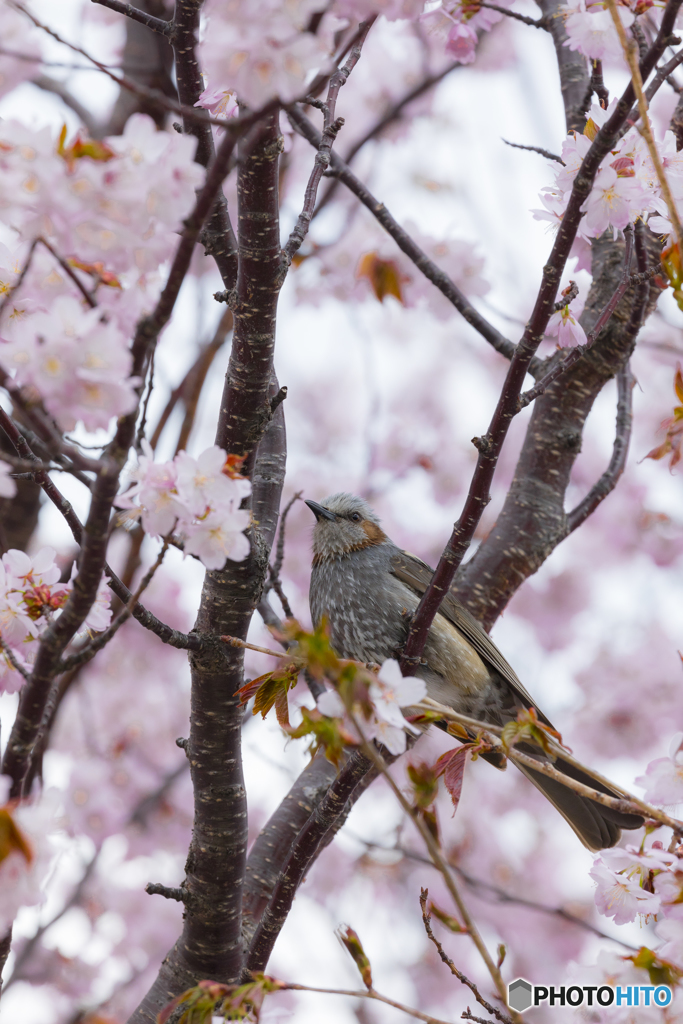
<box><xmin>305</xmin><ymin>499</ymin><xmax>337</xmax><ymax>522</ymax></box>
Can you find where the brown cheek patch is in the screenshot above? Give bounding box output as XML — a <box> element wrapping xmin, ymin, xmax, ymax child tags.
<box><xmin>362</xmin><ymin>521</ymin><xmax>388</xmax><ymax>544</ymax></box>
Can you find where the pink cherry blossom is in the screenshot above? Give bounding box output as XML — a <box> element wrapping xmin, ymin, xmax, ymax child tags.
<box><xmin>581</xmin><ymin>165</ymin><xmax>650</xmax><ymax>237</ymax></box>
<box><xmin>590</xmin><ymin>858</ymin><xmax>661</xmax><ymax>924</ymax></box>
<box><xmin>444</xmin><ymin>23</ymin><xmax>478</xmax><ymax>64</ymax></box>
<box><xmin>546</xmin><ymin>303</ymin><xmax>587</xmax><ymax>347</ymax></box>
<box><xmin>636</xmin><ymin>737</ymin><xmax>683</xmax><ymax>805</ymax></box>
<box><xmin>182</xmin><ymin>508</ymin><xmax>252</xmax><ymax>569</ymax></box>
<box><xmin>564</xmin><ymin>3</ymin><xmax>634</xmax><ymax>61</ymax></box>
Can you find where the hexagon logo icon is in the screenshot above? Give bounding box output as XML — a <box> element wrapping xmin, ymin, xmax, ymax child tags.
<box><xmin>508</xmin><ymin>978</ymin><xmax>533</xmax><ymax>1013</ymax></box>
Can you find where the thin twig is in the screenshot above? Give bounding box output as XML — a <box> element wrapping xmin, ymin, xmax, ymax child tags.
<box><xmin>313</xmin><ymin>61</ymin><xmax>462</xmax><ymax>218</ymax></box>
<box><xmin>477</xmin><ymin>2</ymin><xmax>545</xmax><ymax>26</ymax></box>
<box><xmin>282</xmin><ymin>981</ymin><xmax>456</xmax><ymax>1024</ymax></box>
<box><xmin>36</xmin><ymin>237</ymin><xmax>97</xmax><ymax>308</ymax></box>
<box><xmin>565</xmin><ymin>362</ymin><xmax>633</xmax><ymax>532</ymax></box>
<box><xmin>352</xmin><ymin>836</ymin><xmax>638</xmax><ymax>949</ymax></box>
<box><xmin>57</xmin><ymin>540</ymin><xmax>170</xmax><ymax>672</ymax></box>
<box><xmin>220</xmin><ymin>635</ymin><xmax>288</xmax><ymax>659</ymax></box>
<box><xmin>348</xmin><ymin>713</ymin><xmax>516</xmax><ymax>1018</ymax></box>
<box><xmin>288</xmin><ymin>107</ymin><xmax>519</xmax><ymax>365</ymax></box>
<box><xmin>590</xmin><ymin>59</ymin><xmax>609</xmax><ymax>109</ymax></box>
<box><xmin>420</xmin><ymin>890</ymin><xmax>513</xmax><ymax>1024</ymax></box>
<box><xmin>89</xmin><ymin>0</ymin><xmax>171</xmax><ymax>36</ymax></box>
<box><xmin>646</xmin><ymin>47</ymin><xmax>683</xmax><ymax>102</ymax></box>
<box><xmin>417</xmin><ymin>697</ymin><xmax>683</xmax><ymax>833</ymax></box>
<box><xmin>266</xmin><ymin>491</ymin><xmax>302</xmax><ymax>618</ymax></box>
<box><xmin>501</xmin><ymin>139</ymin><xmax>564</xmax><ymax>164</ymax></box>
<box><xmin>284</xmin><ymin>22</ymin><xmax>373</xmax><ymax>262</ymax></box>
<box><xmin>0</xmin><ymin>639</ymin><xmax>30</xmax><ymax>682</ymax></box>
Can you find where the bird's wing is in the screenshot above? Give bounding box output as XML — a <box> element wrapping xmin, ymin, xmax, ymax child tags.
<box><xmin>389</xmin><ymin>549</ymin><xmax>551</xmax><ymax>723</ymax></box>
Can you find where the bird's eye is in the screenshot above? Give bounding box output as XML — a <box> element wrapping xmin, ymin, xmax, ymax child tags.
<box><xmin>350</xmin><ymin>512</ymin><xmax>361</xmax><ymax>522</ymax></box>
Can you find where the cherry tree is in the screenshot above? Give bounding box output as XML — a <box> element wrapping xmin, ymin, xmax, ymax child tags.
<box><xmin>0</xmin><ymin>1</ymin><xmax>682</xmax><ymax>1022</ymax></box>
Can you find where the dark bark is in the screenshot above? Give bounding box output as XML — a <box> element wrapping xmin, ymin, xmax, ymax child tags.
<box><xmin>454</xmin><ymin>231</ymin><xmax>662</xmax><ymax>630</ymax></box>
<box><xmin>245</xmin><ymin>751</ymin><xmax>375</xmax><ymax>974</ymax></box>
<box><xmin>105</xmin><ymin>0</ymin><xmax>176</xmax><ymax>136</ymax></box>
<box><xmin>242</xmin><ymin>751</ymin><xmax>339</xmax><ymax>947</ymax></box>
<box><xmin>536</xmin><ymin>0</ymin><xmax>590</xmax><ymax>132</ymax></box>
<box><xmin>127</xmin><ymin>113</ymin><xmax>284</xmax><ymax>1024</ymax></box>
<box><xmin>171</xmin><ymin>0</ymin><xmax>238</xmax><ymax>288</ymax></box>
<box><xmin>0</xmin><ymin>429</ymin><xmax>40</xmax><ymax>555</ymax></box>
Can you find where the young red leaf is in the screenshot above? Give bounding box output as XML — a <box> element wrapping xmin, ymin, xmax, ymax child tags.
<box><xmin>442</xmin><ymin>746</ymin><xmax>468</xmax><ymax>814</ymax></box>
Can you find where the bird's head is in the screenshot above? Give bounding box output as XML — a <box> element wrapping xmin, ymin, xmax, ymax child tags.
<box><xmin>305</xmin><ymin>492</ymin><xmax>388</xmax><ymax>562</ymax></box>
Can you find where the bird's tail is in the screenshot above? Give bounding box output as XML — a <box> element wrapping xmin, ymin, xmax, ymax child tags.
<box><xmin>515</xmin><ymin>751</ymin><xmax>643</xmax><ymax>851</ymax></box>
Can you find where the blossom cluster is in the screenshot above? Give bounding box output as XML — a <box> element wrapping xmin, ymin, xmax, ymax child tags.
<box><xmin>563</xmin><ymin>0</ymin><xmax>639</xmax><ymax>64</ymax></box>
<box><xmin>317</xmin><ymin>657</ymin><xmax>427</xmax><ymax>754</ymax></box>
<box><xmin>0</xmin><ymin>115</ymin><xmax>203</xmax><ymax>430</ymax></box>
<box><xmin>589</xmin><ymin>738</ymin><xmax>683</xmax><ymax>986</ymax></box>
<box><xmin>0</xmin><ymin>547</ymin><xmax>112</xmax><ymax>694</ymax></box>
<box><xmin>118</xmin><ymin>443</ymin><xmax>252</xmax><ymax>570</ymax></box>
<box><xmin>196</xmin><ymin>0</ymin><xmax>511</xmax><ymax>110</ymax></box>
<box><xmin>536</xmin><ymin>101</ymin><xmax>683</xmax><ymax>254</ymax></box>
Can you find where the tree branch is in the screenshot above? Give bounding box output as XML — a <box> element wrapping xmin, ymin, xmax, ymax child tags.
<box><xmin>128</xmin><ymin>109</ymin><xmax>287</xmax><ymax>1023</ymax></box>
<box><xmin>420</xmin><ymin>890</ymin><xmax>513</xmax><ymax>1024</ymax></box>
<box><xmin>283</xmin><ymin>23</ymin><xmax>373</xmax><ymax>263</ymax></box>
<box><xmin>171</xmin><ymin>0</ymin><xmax>238</xmax><ymax>289</ymax></box>
<box><xmin>288</xmin><ymin>106</ymin><xmax>519</xmax><ymax>365</ymax></box>
<box><xmin>90</xmin><ymin>0</ymin><xmax>171</xmax><ymax>36</ymax></box>
<box><xmin>399</xmin><ymin>5</ymin><xmax>681</xmax><ymax>657</ymax></box>
<box><xmin>313</xmin><ymin>61</ymin><xmax>461</xmax><ymax>219</ymax></box>
<box><xmin>245</xmin><ymin>751</ymin><xmax>376</xmax><ymax>974</ymax></box>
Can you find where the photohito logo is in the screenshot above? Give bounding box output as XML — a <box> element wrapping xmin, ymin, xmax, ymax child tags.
<box><xmin>508</xmin><ymin>978</ymin><xmax>673</xmax><ymax>1013</ymax></box>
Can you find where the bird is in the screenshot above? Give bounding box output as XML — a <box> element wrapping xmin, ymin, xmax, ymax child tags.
<box><xmin>305</xmin><ymin>491</ymin><xmax>643</xmax><ymax>851</ymax></box>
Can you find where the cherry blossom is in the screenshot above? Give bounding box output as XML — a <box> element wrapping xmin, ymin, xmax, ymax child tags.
<box><xmin>591</xmin><ymin>844</ymin><xmax>679</xmax><ymax>925</ymax></box>
<box><xmin>636</xmin><ymin>736</ymin><xmax>683</xmax><ymax>805</ymax></box>
<box><xmin>317</xmin><ymin>659</ymin><xmax>426</xmax><ymax>755</ymax></box>
<box><xmin>564</xmin><ymin>2</ymin><xmax>635</xmax><ymax>61</ymax></box>
<box><xmin>444</xmin><ymin>22</ymin><xmax>478</xmax><ymax>64</ymax></box>
<box><xmin>546</xmin><ymin>302</ymin><xmax>587</xmax><ymax>347</ymax></box>
<box><xmin>119</xmin><ymin>443</ymin><xmax>252</xmax><ymax>569</ymax></box>
<box><xmin>581</xmin><ymin>165</ymin><xmax>649</xmax><ymax>237</ymax></box>
<box><xmin>590</xmin><ymin>857</ymin><xmax>662</xmax><ymax>924</ymax></box>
